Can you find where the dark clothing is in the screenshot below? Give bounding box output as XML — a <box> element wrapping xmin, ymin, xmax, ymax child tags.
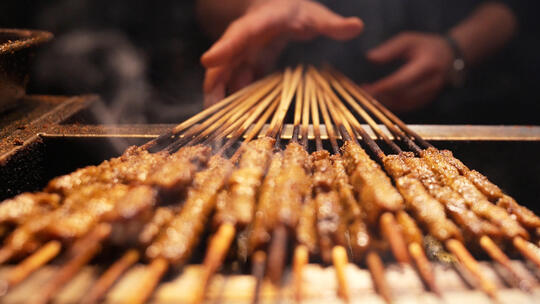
<box><xmin>0</xmin><ymin>0</ymin><xmax>538</xmax><ymax>124</ymax></box>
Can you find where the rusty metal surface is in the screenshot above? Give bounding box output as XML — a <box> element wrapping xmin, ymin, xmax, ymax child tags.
<box><xmin>0</xmin><ymin>94</ymin><xmax>98</xmax><ymax>164</ymax></box>
<box><xmin>39</xmin><ymin>123</ymin><xmax>540</xmax><ymax>142</ymax></box>
<box><xmin>0</xmin><ymin>29</ymin><xmax>53</xmax><ymax>110</ymax></box>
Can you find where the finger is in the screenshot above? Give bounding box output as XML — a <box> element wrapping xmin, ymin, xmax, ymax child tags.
<box><xmin>302</xmin><ymin>3</ymin><xmax>364</xmax><ymax>41</ymax></box>
<box><xmin>203</xmin><ymin>65</ymin><xmax>232</xmax><ymax>93</ymax></box>
<box><xmin>377</xmin><ymin>73</ymin><xmax>444</xmax><ymax>112</ymax></box>
<box><xmin>201</xmin><ymin>11</ymin><xmax>286</xmax><ymax>68</ymax></box>
<box><xmin>363</xmin><ymin>58</ymin><xmax>430</xmax><ymax>96</ymax></box>
<box><xmin>397</xmin><ymin>74</ymin><xmax>445</xmax><ymax>111</ymax></box>
<box><xmin>229</xmin><ymin>65</ymin><xmax>255</xmax><ymax>93</ymax></box>
<box><xmin>204</xmin><ymin>82</ymin><xmax>226</xmax><ymax>108</ymax></box>
<box><xmin>367</xmin><ymin>34</ymin><xmax>413</xmax><ymax>64</ymax></box>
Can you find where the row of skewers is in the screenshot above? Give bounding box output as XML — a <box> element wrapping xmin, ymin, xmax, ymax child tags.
<box><xmin>0</xmin><ymin>66</ymin><xmax>539</xmax><ymax>303</ymax></box>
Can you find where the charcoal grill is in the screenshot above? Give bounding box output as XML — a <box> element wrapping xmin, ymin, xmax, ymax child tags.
<box><xmin>1</xmin><ymin>95</ymin><xmax>539</xmax><ymax>303</ymax></box>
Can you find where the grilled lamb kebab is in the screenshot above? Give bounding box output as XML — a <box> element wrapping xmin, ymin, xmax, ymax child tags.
<box><xmin>331</xmin><ymin>154</ymin><xmax>370</xmax><ymax>260</ymax></box>
<box><xmin>0</xmin><ymin>193</ymin><xmax>61</xmax><ymax>231</ymax></box>
<box><xmin>213</xmin><ymin>137</ymin><xmax>275</xmax><ymax>228</ymax></box>
<box><xmin>340</xmin><ymin>141</ymin><xmax>403</xmax><ymax>225</ymax></box>
<box><xmin>47</xmin><ymin>145</ymin><xmax>211</xmax><ymax>197</ymax></box>
<box><xmin>434</xmin><ymin>148</ymin><xmax>540</xmax><ymax>233</ymax></box>
<box><xmin>420</xmin><ymin>148</ymin><xmax>529</xmax><ymax>240</ymax></box>
<box><xmin>192</xmin><ymin>137</ymin><xmax>275</xmax><ymax>301</ymax></box>
<box><xmin>145</xmin><ymin>154</ymin><xmax>233</xmax><ymax>265</ymax></box>
<box><xmin>275</xmin><ymin>142</ymin><xmax>312</xmax><ymax>231</ymax></box>
<box><xmin>249</xmin><ymin>152</ymin><xmax>283</xmax><ymax>253</ymax></box>
<box><xmin>0</xmin><ymin>145</ymin><xmax>211</xmax><ymax>260</ymax></box>
<box><xmin>311</xmin><ymin>150</ymin><xmax>347</xmax><ymax>263</ymax></box>
<box><xmin>265</xmin><ymin>142</ymin><xmax>311</xmax><ymax>284</ymax></box>
<box><xmin>382</xmin><ymin>156</ymin><xmax>463</xmax><ymax>243</ymax></box>
<box><xmin>383</xmin><ymin>154</ymin><xmax>501</xmax><ymax>243</ymax></box>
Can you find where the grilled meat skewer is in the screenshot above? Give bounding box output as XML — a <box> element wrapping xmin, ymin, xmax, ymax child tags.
<box><xmin>340</xmin><ymin>141</ymin><xmax>403</xmax><ymax>225</ymax></box>
<box><xmin>311</xmin><ymin>150</ymin><xmax>347</xmax><ymax>263</ymax></box>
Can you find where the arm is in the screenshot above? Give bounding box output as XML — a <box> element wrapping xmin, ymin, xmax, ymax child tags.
<box><xmin>365</xmin><ymin>2</ymin><xmax>518</xmax><ymax>112</ymax></box>
<box><xmin>449</xmin><ymin>2</ymin><xmax>517</xmax><ymax>65</ymax></box>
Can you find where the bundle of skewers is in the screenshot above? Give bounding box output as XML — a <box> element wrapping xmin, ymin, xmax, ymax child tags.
<box><xmin>1</xmin><ymin>65</ymin><xmax>540</xmax><ymax>303</ymax></box>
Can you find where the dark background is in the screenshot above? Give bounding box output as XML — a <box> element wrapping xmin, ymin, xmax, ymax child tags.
<box><xmin>0</xmin><ymin>0</ymin><xmax>539</xmax><ymax>125</ymax></box>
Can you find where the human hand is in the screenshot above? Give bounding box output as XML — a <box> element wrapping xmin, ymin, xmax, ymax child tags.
<box><xmin>364</xmin><ymin>32</ymin><xmax>454</xmax><ymax>112</ymax></box>
<box><xmin>200</xmin><ymin>0</ymin><xmax>363</xmax><ymax>107</ymax></box>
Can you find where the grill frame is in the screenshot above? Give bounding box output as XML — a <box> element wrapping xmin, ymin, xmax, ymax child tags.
<box><xmin>1</xmin><ymin>95</ymin><xmax>540</xmax><ymax>303</ymax></box>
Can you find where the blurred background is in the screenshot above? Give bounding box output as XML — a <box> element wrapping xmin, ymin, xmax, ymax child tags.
<box><xmin>1</xmin><ymin>0</ymin><xmax>539</xmax><ymax>125</ymax></box>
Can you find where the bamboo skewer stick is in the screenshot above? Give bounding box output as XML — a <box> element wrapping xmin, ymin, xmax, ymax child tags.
<box><xmin>319</xmin><ymin>89</ymin><xmax>407</xmax><ymax>301</ymax></box>
<box><xmin>167</xmin><ymin>74</ymin><xmax>282</xmax><ymax>151</ymax></box>
<box><xmin>1</xmin><ymin>240</ymin><xmax>61</xmax><ymax>291</ymax></box>
<box><xmin>330</xmin><ymin>70</ymin><xmax>540</xmax><ymax>287</ymax></box>
<box><xmin>267</xmin><ymin>68</ymin><xmax>292</xmax><ymax>137</ymax></box>
<box><xmin>35</xmin><ymin>223</ymin><xmax>112</xmax><ymax>304</ymax></box>
<box><xmin>292</xmin><ymin>245</ymin><xmax>308</xmax><ymax>303</ymax></box>
<box><xmin>310</xmin><ymin>67</ymin><xmax>403</xmax><ymax>154</ymax></box>
<box><xmin>251</xmin><ymin>250</ymin><xmax>267</xmax><ymax>304</ymax></box>
<box><xmin>446</xmin><ymin>239</ymin><xmax>497</xmax><ymax>298</ymax></box>
<box><xmin>0</xmin><ymin>247</ymin><xmax>15</xmax><ymax>265</ymax></box>
<box><xmin>292</xmin><ymin>77</ymin><xmax>304</xmax><ymax>143</ymax></box>
<box><xmin>366</xmin><ymin>250</ymin><xmax>393</xmax><ymax>303</ymax></box>
<box><xmin>185</xmin><ymin>84</ymin><xmax>275</xmax><ymax>146</ymax></box>
<box><xmin>300</xmin><ymin>76</ymin><xmax>311</xmax><ymax>149</ymax></box>
<box><xmin>332</xmin><ymin>246</ymin><xmax>350</xmax><ymax>302</ymax></box>
<box><xmin>217</xmin><ymin>85</ymin><xmax>282</xmax><ymax>155</ymax></box>
<box><xmin>80</xmin><ymin>249</ymin><xmax>140</xmax><ymax>304</ymax></box>
<box><xmin>314</xmin><ymin>89</ymin><xmax>351</xmax><ymax>301</ymax></box>
<box><xmin>201</xmin><ymin>82</ymin><xmax>283</xmax><ymax>146</ymax></box>
<box><xmin>265</xmin><ymin>67</ymin><xmax>304</xmax><ymax>290</ymax></box>
<box><xmin>513</xmin><ymin>236</ymin><xmax>540</xmax><ymax>269</ymax></box>
<box><xmin>321</xmin><ymin>75</ymin><xmax>504</xmax><ymax>297</ymax></box>
<box><xmin>328</xmin><ymin>69</ymin><xmax>432</xmax><ymax>149</ymax></box>
<box><xmin>229</xmin><ymin>95</ymin><xmax>280</xmax><ymax>161</ymax></box>
<box><xmin>193</xmin><ymin>74</ymin><xmax>289</xmax><ymax>303</ymax></box>
<box><xmin>127</xmin><ymin>257</ymin><xmax>169</xmax><ymax>304</ymax></box>
<box><xmin>192</xmin><ymin>222</ymin><xmax>236</xmax><ymax>304</ymax></box>
<box><xmin>268</xmin><ymin>66</ymin><xmax>303</xmax><ymax>138</ymax></box>
<box><xmin>380</xmin><ymin>213</ymin><xmax>411</xmax><ymax>264</ymax></box>
<box><xmin>307</xmin><ymin>75</ymin><xmax>323</xmax><ymax>151</ymax></box>
<box><xmin>320</xmin><ymin>82</ymin><xmax>412</xmax><ymax>267</ymax></box>
<box><xmin>266</xmin><ymin>225</ymin><xmax>288</xmax><ymax>285</ymax></box>
<box><xmin>142</xmin><ymin>73</ymin><xmax>280</xmax><ymax>150</ymax></box>
<box><xmin>316</xmin><ymin>89</ymin><xmax>339</xmax><ymax>153</ymax></box>
<box><xmin>408</xmin><ymin>242</ymin><xmax>440</xmax><ymax>295</ymax></box>
<box><xmin>479</xmin><ymin>236</ymin><xmax>533</xmax><ymax>291</ymax></box>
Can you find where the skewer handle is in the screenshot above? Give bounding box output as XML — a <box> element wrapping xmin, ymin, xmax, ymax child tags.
<box><xmin>35</xmin><ymin>223</ymin><xmax>111</xmax><ymax>304</ymax></box>
<box><xmin>266</xmin><ymin>225</ymin><xmax>288</xmax><ymax>285</ymax></box>
<box><xmin>192</xmin><ymin>223</ymin><xmax>237</xmax><ymax>304</ymax></box>
<box><xmin>408</xmin><ymin>242</ymin><xmax>440</xmax><ymax>296</ymax></box>
<box><xmin>128</xmin><ymin>257</ymin><xmax>169</xmax><ymax>304</ymax></box>
<box><xmin>366</xmin><ymin>251</ymin><xmax>392</xmax><ymax>304</ymax></box>
<box><xmin>332</xmin><ymin>246</ymin><xmax>350</xmax><ymax>302</ymax></box>
<box><xmin>81</xmin><ymin>249</ymin><xmax>140</xmax><ymax>304</ymax></box>
<box><xmin>380</xmin><ymin>212</ymin><xmax>411</xmax><ymax>264</ymax></box>
<box><xmin>251</xmin><ymin>251</ymin><xmax>267</xmax><ymax>304</ymax></box>
<box><xmin>446</xmin><ymin>239</ymin><xmax>497</xmax><ymax>299</ymax></box>
<box><xmin>4</xmin><ymin>240</ymin><xmax>61</xmax><ymax>289</ymax></box>
<box><xmin>293</xmin><ymin>245</ymin><xmax>308</xmax><ymax>303</ymax></box>
<box><xmin>513</xmin><ymin>236</ymin><xmax>540</xmax><ymax>269</ymax></box>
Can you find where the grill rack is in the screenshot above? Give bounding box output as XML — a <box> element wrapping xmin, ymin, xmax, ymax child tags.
<box><xmin>1</xmin><ymin>95</ymin><xmax>540</xmax><ymax>303</ymax></box>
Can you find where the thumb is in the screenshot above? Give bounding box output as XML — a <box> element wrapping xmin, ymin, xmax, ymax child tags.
<box><xmin>367</xmin><ymin>34</ymin><xmax>412</xmax><ymax>64</ymax></box>
<box><xmin>307</xmin><ymin>3</ymin><xmax>364</xmax><ymax>40</ymax></box>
